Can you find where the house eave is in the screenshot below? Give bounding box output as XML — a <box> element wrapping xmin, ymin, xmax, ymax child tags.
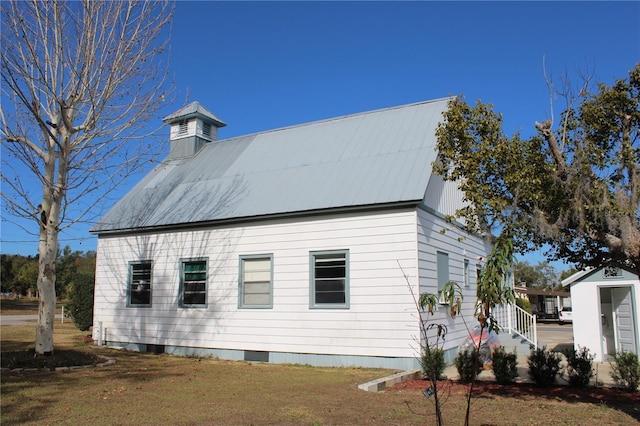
<box><xmin>91</xmin><ymin>200</ymin><xmax>422</xmax><ymax>237</ymax></box>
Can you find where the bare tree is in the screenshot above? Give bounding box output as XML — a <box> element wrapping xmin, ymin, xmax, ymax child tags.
<box><xmin>0</xmin><ymin>0</ymin><xmax>173</xmax><ymax>354</ymax></box>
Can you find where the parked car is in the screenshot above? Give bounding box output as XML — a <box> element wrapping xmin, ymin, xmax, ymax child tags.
<box><xmin>559</xmin><ymin>306</ymin><xmax>573</xmax><ymax>325</ymax></box>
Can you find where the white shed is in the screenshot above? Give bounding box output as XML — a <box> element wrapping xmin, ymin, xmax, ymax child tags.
<box><xmin>562</xmin><ymin>265</ymin><xmax>639</xmax><ymax>362</ymax></box>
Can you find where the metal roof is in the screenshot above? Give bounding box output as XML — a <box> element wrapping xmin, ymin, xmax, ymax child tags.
<box><xmin>162</xmin><ymin>101</ymin><xmax>227</xmax><ymax>127</ymax></box>
<box><xmin>92</xmin><ymin>98</ymin><xmax>451</xmax><ymax>233</ymax></box>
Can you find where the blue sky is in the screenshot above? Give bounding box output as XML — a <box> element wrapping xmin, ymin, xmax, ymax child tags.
<box><xmin>1</xmin><ymin>1</ymin><xmax>639</xmax><ymax>271</ymax></box>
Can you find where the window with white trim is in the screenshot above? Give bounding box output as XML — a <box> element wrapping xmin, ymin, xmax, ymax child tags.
<box><xmin>239</xmin><ymin>255</ymin><xmax>273</xmax><ymax>308</ymax></box>
<box><xmin>310</xmin><ymin>250</ymin><xmax>349</xmax><ymax>308</ymax></box>
<box><xmin>128</xmin><ymin>261</ymin><xmax>152</xmax><ymax>307</ymax></box>
<box><xmin>180</xmin><ymin>258</ymin><xmax>207</xmax><ymax>306</ymax></box>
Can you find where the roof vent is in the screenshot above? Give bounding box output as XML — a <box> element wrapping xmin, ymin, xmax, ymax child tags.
<box><xmin>163</xmin><ymin>101</ymin><xmax>226</xmax><ymax>159</ymax></box>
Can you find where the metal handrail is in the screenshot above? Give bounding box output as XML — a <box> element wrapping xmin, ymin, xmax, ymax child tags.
<box><xmin>494</xmin><ymin>303</ymin><xmax>538</xmax><ymax>348</ymax></box>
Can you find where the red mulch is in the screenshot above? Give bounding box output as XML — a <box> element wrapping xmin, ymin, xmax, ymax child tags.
<box><xmin>389</xmin><ymin>379</ymin><xmax>640</xmax><ymax>405</ymax></box>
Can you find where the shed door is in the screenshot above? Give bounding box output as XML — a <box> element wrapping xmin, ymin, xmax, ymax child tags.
<box><xmin>612</xmin><ymin>287</ymin><xmax>637</xmax><ymax>354</ymax></box>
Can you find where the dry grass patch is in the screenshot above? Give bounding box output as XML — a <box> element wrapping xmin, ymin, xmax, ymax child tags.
<box><xmin>2</xmin><ymin>308</ymin><xmax>639</xmax><ymax>425</ymax></box>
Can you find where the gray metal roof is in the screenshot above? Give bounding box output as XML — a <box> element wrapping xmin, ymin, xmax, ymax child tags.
<box><xmin>92</xmin><ymin>98</ymin><xmax>451</xmax><ymax>233</ymax></box>
<box><xmin>163</xmin><ymin>101</ymin><xmax>226</xmax><ymax>127</ymax></box>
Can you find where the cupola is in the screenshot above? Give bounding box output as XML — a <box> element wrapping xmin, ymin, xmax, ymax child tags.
<box><xmin>162</xmin><ymin>101</ymin><xmax>226</xmax><ymax>159</ymax></box>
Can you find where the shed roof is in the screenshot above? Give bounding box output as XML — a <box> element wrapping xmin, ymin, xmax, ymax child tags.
<box><xmin>561</xmin><ymin>265</ymin><xmax>639</xmax><ymax>287</ymax></box>
<box><xmin>92</xmin><ymin>98</ymin><xmax>451</xmax><ymax>234</ymax></box>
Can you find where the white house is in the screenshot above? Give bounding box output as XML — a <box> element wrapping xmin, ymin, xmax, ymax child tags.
<box><xmin>90</xmin><ymin>98</ymin><xmax>492</xmax><ymax>370</ymax></box>
<box><xmin>562</xmin><ymin>265</ymin><xmax>639</xmax><ymax>362</ymax></box>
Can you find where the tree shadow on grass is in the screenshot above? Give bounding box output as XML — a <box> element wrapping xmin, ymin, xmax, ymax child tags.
<box><xmin>1</xmin><ymin>348</ymin><xmax>190</xmax><ymax>424</ymax></box>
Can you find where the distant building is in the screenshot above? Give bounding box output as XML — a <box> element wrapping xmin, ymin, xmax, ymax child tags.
<box><xmin>514</xmin><ymin>285</ymin><xmax>570</xmax><ymax>319</ymax></box>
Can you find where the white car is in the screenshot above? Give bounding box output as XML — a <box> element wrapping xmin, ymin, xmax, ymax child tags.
<box><xmin>559</xmin><ymin>306</ymin><xmax>572</xmax><ymax>325</ymax></box>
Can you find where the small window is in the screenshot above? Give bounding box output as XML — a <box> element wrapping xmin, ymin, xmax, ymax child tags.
<box><xmin>239</xmin><ymin>255</ymin><xmax>273</xmax><ymax>308</ymax></box>
<box><xmin>180</xmin><ymin>258</ymin><xmax>207</xmax><ymax>307</ymax></box>
<box><xmin>178</xmin><ymin>120</ymin><xmax>188</xmax><ymax>135</ymax></box>
<box><xmin>128</xmin><ymin>261</ymin><xmax>152</xmax><ymax>307</ymax></box>
<box><xmin>436</xmin><ymin>251</ymin><xmax>450</xmax><ymax>300</ymax></box>
<box><xmin>463</xmin><ymin>259</ymin><xmax>470</xmax><ymax>288</ymax></box>
<box><xmin>202</xmin><ymin>122</ymin><xmax>212</xmax><ymax>138</ymax></box>
<box><xmin>310</xmin><ymin>250</ymin><xmax>349</xmax><ymax>308</ymax></box>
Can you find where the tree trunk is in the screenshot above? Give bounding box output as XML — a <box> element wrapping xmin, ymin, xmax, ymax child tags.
<box><xmin>35</xmin><ymin>186</ymin><xmax>60</xmax><ymax>355</ymax></box>
<box><xmin>36</xmin><ymin>236</ymin><xmax>57</xmax><ymax>355</ymax></box>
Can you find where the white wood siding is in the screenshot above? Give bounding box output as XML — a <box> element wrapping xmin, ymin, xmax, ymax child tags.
<box><xmin>416</xmin><ymin>205</ymin><xmax>489</xmax><ymax>352</ymax></box>
<box><xmin>94</xmin><ymin>209</ymin><xmax>422</xmax><ymax>359</ymax></box>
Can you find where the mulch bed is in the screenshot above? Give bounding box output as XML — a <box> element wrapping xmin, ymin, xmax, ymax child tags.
<box><xmin>389</xmin><ymin>379</ymin><xmax>640</xmax><ymax>406</ymax></box>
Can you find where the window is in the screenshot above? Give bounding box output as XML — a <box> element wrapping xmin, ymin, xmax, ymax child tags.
<box><xmin>310</xmin><ymin>250</ymin><xmax>349</xmax><ymax>308</ymax></box>
<box><xmin>463</xmin><ymin>259</ymin><xmax>470</xmax><ymax>288</ymax></box>
<box><xmin>180</xmin><ymin>258</ymin><xmax>207</xmax><ymax>306</ymax></box>
<box><xmin>436</xmin><ymin>251</ymin><xmax>449</xmax><ymax>302</ymax></box>
<box><xmin>128</xmin><ymin>261</ymin><xmax>152</xmax><ymax>307</ymax></box>
<box><xmin>239</xmin><ymin>255</ymin><xmax>273</xmax><ymax>308</ymax></box>
<box><xmin>202</xmin><ymin>122</ymin><xmax>212</xmax><ymax>138</ymax></box>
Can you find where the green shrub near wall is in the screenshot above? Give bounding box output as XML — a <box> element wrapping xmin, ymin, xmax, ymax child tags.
<box><xmin>65</xmin><ymin>272</ymin><xmax>94</xmax><ymax>331</ymax></box>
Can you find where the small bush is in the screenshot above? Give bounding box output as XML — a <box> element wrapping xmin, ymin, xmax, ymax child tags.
<box><xmin>455</xmin><ymin>349</ymin><xmax>482</xmax><ymax>384</ymax></box>
<box><xmin>528</xmin><ymin>347</ymin><xmax>561</xmax><ymax>386</ymax></box>
<box><xmin>421</xmin><ymin>347</ymin><xmax>445</xmax><ymax>380</ymax></box>
<box><xmin>65</xmin><ymin>272</ymin><xmax>94</xmax><ymax>331</ymax></box>
<box><xmin>515</xmin><ymin>297</ymin><xmax>531</xmax><ymax>314</ymax></box>
<box><xmin>561</xmin><ymin>346</ymin><xmax>594</xmax><ymax>387</ymax></box>
<box><xmin>610</xmin><ymin>350</ymin><xmax>640</xmax><ymax>392</ymax></box>
<box><xmin>492</xmin><ymin>347</ymin><xmax>518</xmax><ymax>384</ymax></box>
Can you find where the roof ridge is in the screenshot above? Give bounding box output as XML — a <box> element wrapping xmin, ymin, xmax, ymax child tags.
<box><xmin>217</xmin><ymin>97</ymin><xmax>453</xmax><ymax>144</ymax></box>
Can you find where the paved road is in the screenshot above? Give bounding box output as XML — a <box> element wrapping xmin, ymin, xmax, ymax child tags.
<box><xmin>537</xmin><ymin>323</ymin><xmax>573</xmax><ymax>351</ymax></box>
<box><xmin>1</xmin><ymin>314</ymin><xmax>64</xmax><ymax>326</ymax></box>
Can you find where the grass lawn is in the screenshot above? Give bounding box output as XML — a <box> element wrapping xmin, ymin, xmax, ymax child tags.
<box><xmin>2</xmin><ymin>302</ymin><xmax>639</xmax><ymax>425</ymax></box>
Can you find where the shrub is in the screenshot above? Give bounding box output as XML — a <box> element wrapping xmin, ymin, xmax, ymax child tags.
<box><xmin>455</xmin><ymin>349</ymin><xmax>482</xmax><ymax>384</ymax></box>
<box><xmin>515</xmin><ymin>297</ymin><xmax>531</xmax><ymax>314</ymax></box>
<box><xmin>492</xmin><ymin>347</ymin><xmax>518</xmax><ymax>384</ymax></box>
<box><xmin>421</xmin><ymin>347</ymin><xmax>446</xmax><ymax>381</ymax></box>
<box><xmin>65</xmin><ymin>272</ymin><xmax>94</xmax><ymax>331</ymax></box>
<box><xmin>610</xmin><ymin>350</ymin><xmax>640</xmax><ymax>392</ymax></box>
<box><xmin>561</xmin><ymin>346</ymin><xmax>594</xmax><ymax>387</ymax></box>
<box><xmin>527</xmin><ymin>347</ymin><xmax>561</xmax><ymax>386</ymax></box>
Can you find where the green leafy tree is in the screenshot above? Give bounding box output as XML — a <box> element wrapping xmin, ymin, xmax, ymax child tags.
<box><xmin>56</xmin><ymin>247</ymin><xmax>96</xmax><ymax>300</ymax></box>
<box><xmin>1</xmin><ymin>254</ymin><xmax>16</xmax><ymax>292</ymax></box>
<box><xmin>15</xmin><ymin>260</ymin><xmax>39</xmax><ymax>297</ymax></box>
<box><xmin>0</xmin><ymin>0</ymin><xmax>172</xmax><ymax>354</ymax></box>
<box><xmin>514</xmin><ymin>261</ymin><xmax>558</xmax><ymax>289</ymax></box>
<box><xmin>56</xmin><ymin>246</ymin><xmax>81</xmax><ymax>299</ymax></box>
<box><xmin>434</xmin><ymin>64</ymin><xmax>640</xmax><ymax>273</ymax></box>
<box><xmin>560</xmin><ymin>267</ymin><xmax>580</xmax><ymax>281</ymax></box>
